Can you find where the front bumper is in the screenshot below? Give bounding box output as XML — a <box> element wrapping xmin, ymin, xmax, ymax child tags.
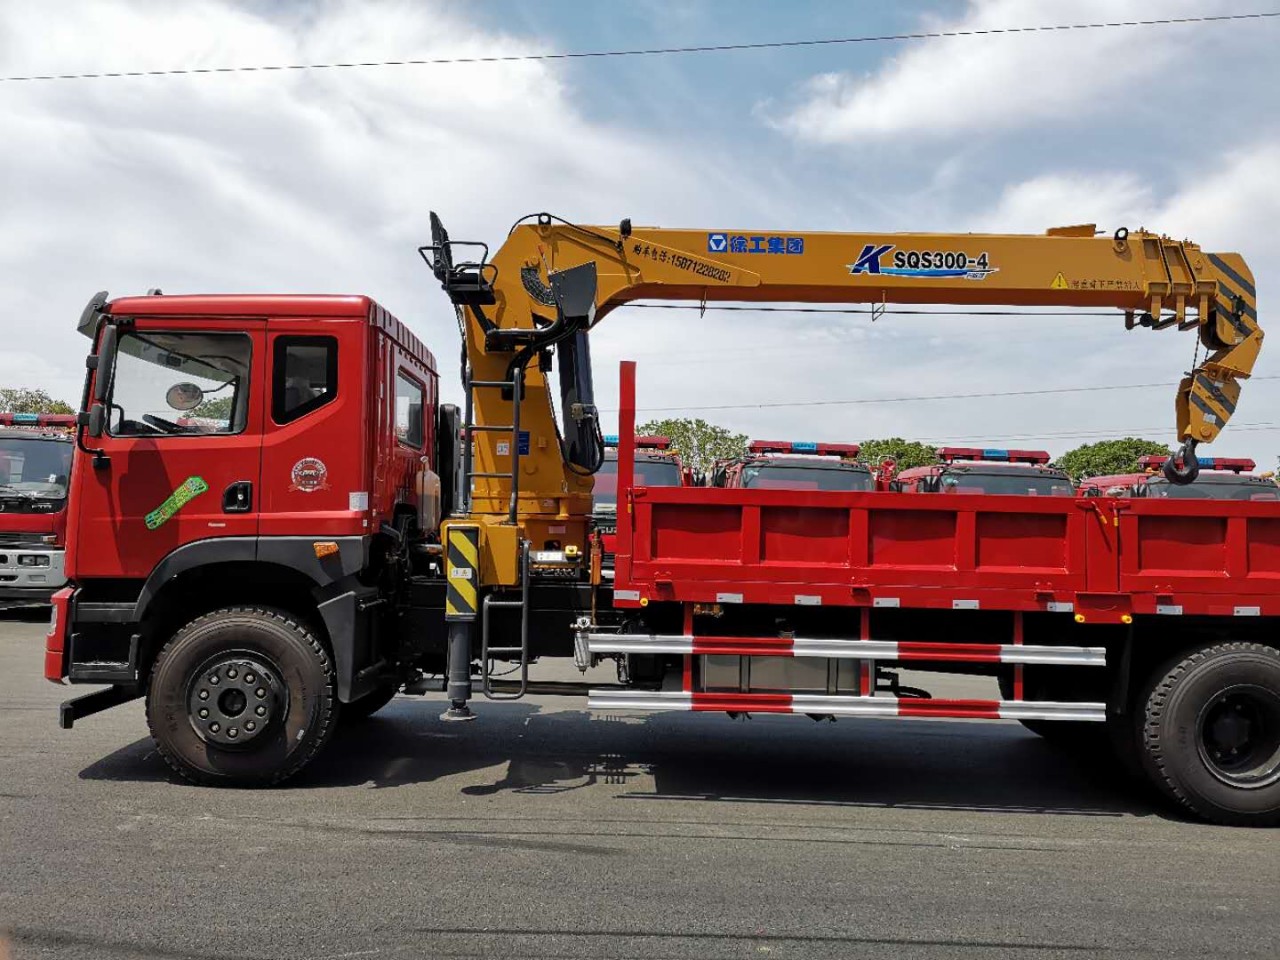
<box><xmin>0</xmin><ymin>548</ymin><xmax>66</xmax><ymax>602</ymax></box>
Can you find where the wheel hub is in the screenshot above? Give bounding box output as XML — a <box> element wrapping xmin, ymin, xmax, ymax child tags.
<box><xmin>1197</xmin><ymin>685</ymin><xmax>1280</xmax><ymax>789</ymax></box>
<box><xmin>187</xmin><ymin>656</ymin><xmax>285</xmax><ymax>748</ymax></box>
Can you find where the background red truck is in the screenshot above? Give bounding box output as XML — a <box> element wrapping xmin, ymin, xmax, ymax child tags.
<box><xmin>1078</xmin><ymin>456</ymin><xmax>1280</xmax><ymax>501</ymax></box>
<box><xmin>592</xmin><ymin>434</ymin><xmax>686</xmax><ymax>578</ymax></box>
<box><xmin>0</xmin><ymin>413</ymin><xmax>75</xmax><ymax>604</ymax></box>
<box><xmin>896</xmin><ymin>447</ymin><xmax>1075</xmax><ymax>496</ymax></box>
<box><xmin>711</xmin><ymin>440</ymin><xmax>873</xmax><ymax>491</ymax></box>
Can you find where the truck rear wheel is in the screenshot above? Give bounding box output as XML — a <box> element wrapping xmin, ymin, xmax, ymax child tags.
<box><xmin>1140</xmin><ymin>642</ymin><xmax>1280</xmax><ymax>826</ymax></box>
<box><xmin>146</xmin><ymin>606</ymin><xmax>338</xmax><ymax>787</ymax></box>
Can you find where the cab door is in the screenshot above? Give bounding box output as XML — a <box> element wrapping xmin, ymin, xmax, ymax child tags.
<box><xmin>68</xmin><ymin>320</ymin><xmax>266</xmax><ymax>580</ymax></box>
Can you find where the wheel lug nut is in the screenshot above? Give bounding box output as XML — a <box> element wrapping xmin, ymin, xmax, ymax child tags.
<box><xmin>227</xmin><ymin>668</ymin><xmax>238</xmax><ymax>679</ymax></box>
<box><xmin>245</xmin><ymin>674</ymin><xmax>255</xmax><ymax>684</ymax></box>
<box><xmin>209</xmin><ymin>722</ymin><xmax>220</xmax><ymax>733</ymax></box>
<box><xmin>209</xmin><ymin>675</ymin><xmax>220</xmax><ymax>685</ymax></box>
<box><xmin>256</xmin><ymin>688</ymin><xmax>266</xmax><ymax>699</ymax></box>
<box><xmin>198</xmin><ymin>708</ymin><xmax>209</xmax><ymax>719</ymax></box>
<box><xmin>198</xmin><ymin>690</ymin><xmax>209</xmax><ymax>700</ymax></box>
<box><xmin>255</xmin><ymin>705</ymin><xmax>267</xmax><ymax>716</ymax></box>
<box><xmin>228</xmin><ymin>728</ymin><xmax>238</xmax><ymax>738</ymax></box>
<box><xmin>245</xmin><ymin>721</ymin><xmax>256</xmax><ymax>732</ymax></box>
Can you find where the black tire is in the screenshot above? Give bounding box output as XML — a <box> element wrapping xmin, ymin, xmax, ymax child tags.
<box><xmin>341</xmin><ymin>682</ymin><xmax>399</xmax><ymax>723</ymax></box>
<box><xmin>146</xmin><ymin>606</ymin><xmax>338</xmax><ymax>787</ymax></box>
<box><xmin>1140</xmin><ymin>642</ymin><xmax>1280</xmax><ymax>826</ymax></box>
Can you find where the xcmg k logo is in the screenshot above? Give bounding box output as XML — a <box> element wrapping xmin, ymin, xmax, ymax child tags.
<box><xmin>848</xmin><ymin>243</ymin><xmax>997</xmax><ymax>281</ymax></box>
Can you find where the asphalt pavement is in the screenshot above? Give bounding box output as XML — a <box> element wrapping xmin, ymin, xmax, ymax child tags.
<box><xmin>1</xmin><ymin>611</ymin><xmax>1277</xmax><ymax>960</ymax></box>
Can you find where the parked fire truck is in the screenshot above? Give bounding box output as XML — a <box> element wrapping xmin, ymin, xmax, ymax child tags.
<box><xmin>712</xmin><ymin>440</ymin><xmax>873</xmax><ymax>491</ymax></box>
<box><xmin>896</xmin><ymin>447</ymin><xmax>1075</xmax><ymax>496</ymax></box>
<box><xmin>593</xmin><ymin>434</ymin><xmax>686</xmax><ymax>577</ymax></box>
<box><xmin>0</xmin><ymin>413</ymin><xmax>75</xmax><ymax>603</ymax></box>
<box><xmin>47</xmin><ymin>215</ymin><xmax>1279</xmax><ymax>825</ymax></box>
<box><xmin>1078</xmin><ymin>455</ymin><xmax>1280</xmax><ymax>501</ymax></box>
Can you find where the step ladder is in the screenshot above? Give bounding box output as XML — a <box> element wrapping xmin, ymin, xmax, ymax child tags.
<box><xmin>461</xmin><ymin>363</ymin><xmax>533</xmax><ymax>700</ymax></box>
<box><xmin>461</xmin><ymin>364</ymin><xmax>525</xmax><ymax>524</ymax></box>
<box><xmin>481</xmin><ymin>539</ymin><xmax>531</xmax><ymax>700</ymax></box>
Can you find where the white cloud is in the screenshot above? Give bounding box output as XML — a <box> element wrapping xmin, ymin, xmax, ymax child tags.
<box><xmin>0</xmin><ymin>0</ymin><xmax>773</xmax><ymax>408</ymax></box>
<box><xmin>0</xmin><ymin>0</ymin><xmax>1274</xmax><ymax>462</ymax></box>
<box><xmin>771</xmin><ymin>0</ymin><xmax>1236</xmax><ymax>144</ymax></box>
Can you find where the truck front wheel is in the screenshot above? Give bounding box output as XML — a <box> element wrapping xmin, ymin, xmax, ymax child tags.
<box><xmin>1141</xmin><ymin>642</ymin><xmax>1280</xmax><ymax>826</ymax></box>
<box><xmin>146</xmin><ymin>606</ymin><xmax>339</xmax><ymax>787</ymax></box>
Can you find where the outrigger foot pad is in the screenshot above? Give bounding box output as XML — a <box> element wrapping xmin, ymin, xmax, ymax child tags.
<box><xmin>440</xmin><ymin>703</ymin><xmax>476</xmax><ymax>722</ymax></box>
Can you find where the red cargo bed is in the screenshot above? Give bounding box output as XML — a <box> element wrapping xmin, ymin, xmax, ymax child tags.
<box><xmin>610</xmin><ymin>363</ymin><xmax>1280</xmax><ymax>621</ymax></box>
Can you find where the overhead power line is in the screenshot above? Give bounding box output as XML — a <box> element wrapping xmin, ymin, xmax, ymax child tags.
<box><xmin>598</xmin><ymin>374</ymin><xmax>1280</xmax><ymax>415</ymax></box>
<box><xmin>2</xmin><ymin>12</ymin><xmax>1276</xmax><ymax>83</ymax></box>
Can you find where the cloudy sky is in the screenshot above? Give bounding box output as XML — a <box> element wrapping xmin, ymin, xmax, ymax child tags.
<box><xmin>2</xmin><ymin>0</ymin><xmax>1278</xmax><ymax>459</ymax></box>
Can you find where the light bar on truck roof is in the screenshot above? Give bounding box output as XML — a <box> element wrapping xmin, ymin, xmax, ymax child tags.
<box><xmin>748</xmin><ymin>440</ymin><xmax>861</xmax><ymax>457</ymax></box>
<box><xmin>603</xmin><ymin>434</ymin><xmax>672</xmax><ymax>450</ymax></box>
<box><xmin>1139</xmin><ymin>454</ymin><xmax>1255</xmax><ymax>473</ymax></box>
<box><xmin>0</xmin><ymin>412</ymin><xmax>76</xmax><ymax>427</ymax></box>
<box><xmin>937</xmin><ymin>447</ymin><xmax>1051</xmax><ymax>465</ymax></box>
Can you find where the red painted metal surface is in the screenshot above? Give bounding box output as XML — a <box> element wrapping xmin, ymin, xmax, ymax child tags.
<box><xmin>44</xmin><ymin>586</ymin><xmax>73</xmax><ymax>682</ymax></box>
<box><xmin>65</xmin><ymin>295</ymin><xmax>437</xmax><ymax>583</ymax></box>
<box><xmin>611</xmin><ymin>363</ymin><xmax>1280</xmax><ymax>619</ymax></box>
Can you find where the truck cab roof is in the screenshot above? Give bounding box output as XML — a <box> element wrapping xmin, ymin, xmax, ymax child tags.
<box><xmin>104</xmin><ymin>293</ymin><xmax>438</xmax><ymax>374</ymax></box>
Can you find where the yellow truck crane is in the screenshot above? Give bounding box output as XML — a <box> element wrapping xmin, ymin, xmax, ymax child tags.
<box><xmin>431</xmin><ymin>217</ymin><xmax>1257</xmax><ymax>560</ymax></box>
<box><xmin>426</xmin><ymin>213</ymin><xmax>1261</xmax><ymax>718</ymax></box>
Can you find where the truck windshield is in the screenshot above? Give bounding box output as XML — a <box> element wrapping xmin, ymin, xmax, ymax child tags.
<box><xmin>0</xmin><ymin>437</ymin><xmax>73</xmax><ymax>499</ymax></box>
<box><xmin>740</xmin><ymin>463</ymin><xmax>873</xmax><ymax>491</ymax></box>
<box><xmin>941</xmin><ymin>470</ymin><xmax>1074</xmax><ymax>496</ymax></box>
<box><xmin>1147</xmin><ymin>477</ymin><xmax>1280</xmax><ymax>501</ymax></box>
<box><xmin>593</xmin><ymin>457</ymin><xmax>683</xmax><ymax>508</ymax></box>
<box><xmin>109</xmin><ymin>331</ymin><xmax>252</xmax><ymax>436</ymax></box>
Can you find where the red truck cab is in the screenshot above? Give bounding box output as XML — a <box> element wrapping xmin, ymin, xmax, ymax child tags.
<box><xmin>0</xmin><ymin>414</ymin><xmax>75</xmax><ymax>604</ymax></box>
<box><xmin>593</xmin><ymin>434</ymin><xmax>686</xmax><ymax>576</ymax></box>
<box><xmin>50</xmin><ymin>292</ymin><xmax>441</xmax><ymax>706</ymax></box>
<box><xmin>713</xmin><ymin>441</ymin><xmax>872</xmax><ymax>491</ymax></box>
<box><xmin>897</xmin><ymin>447</ymin><xmax>1074</xmax><ymax>496</ymax></box>
<box><xmin>1079</xmin><ymin>456</ymin><xmax>1279</xmax><ymax>501</ymax></box>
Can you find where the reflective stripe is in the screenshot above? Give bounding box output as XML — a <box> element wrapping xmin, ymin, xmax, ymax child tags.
<box><xmin>588</xmin><ymin>688</ymin><xmax>1105</xmax><ymax>722</ymax></box>
<box><xmin>586</xmin><ymin>633</ymin><xmax>1105</xmax><ymax>666</ymax></box>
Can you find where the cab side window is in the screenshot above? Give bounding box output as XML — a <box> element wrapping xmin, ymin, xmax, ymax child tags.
<box><xmin>395</xmin><ymin>370</ymin><xmax>425</xmax><ymax>448</ymax></box>
<box><xmin>272</xmin><ymin>336</ymin><xmax>337</xmax><ymax>424</ymax></box>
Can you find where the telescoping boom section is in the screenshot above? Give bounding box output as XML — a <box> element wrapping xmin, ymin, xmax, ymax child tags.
<box><xmin>425</xmin><ymin>215</ymin><xmax>1261</xmax><ymax>582</ymax></box>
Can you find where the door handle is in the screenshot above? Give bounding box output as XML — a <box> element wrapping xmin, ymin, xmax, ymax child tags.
<box><xmin>222</xmin><ymin>481</ymin><xmax>253</xmax><ymax>513</ymax></box>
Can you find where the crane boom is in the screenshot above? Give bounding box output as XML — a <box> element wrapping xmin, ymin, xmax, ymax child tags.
<box><xmin>424</xmin><ymin>214</ymin><xmax>1260</xmax><ymax>582</ymax></box>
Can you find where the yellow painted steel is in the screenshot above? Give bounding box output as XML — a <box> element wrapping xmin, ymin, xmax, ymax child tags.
<box><xmin>444</xmin><ymin>524</ymin><xmax>480</xmax><ymax>620</ymax></box>
<box><xmin>446</xmin><ymin>218</ymin><xmax>1261</xmax><ymax>582</ymax></box>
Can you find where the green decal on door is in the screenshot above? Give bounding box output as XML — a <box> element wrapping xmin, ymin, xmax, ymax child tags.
<box><xmin>145</xmin><ymin>476</ymin><xmax>210</xmax><ymax>530</ymax></box>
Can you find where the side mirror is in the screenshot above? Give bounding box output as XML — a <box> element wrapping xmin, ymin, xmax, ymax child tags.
<box><xmin>87</xmin><ymin>403</ymin><xmax>106</xmax><ymax>438</ymax></box>
<box><xmin>93</xmin><ymin>325</ymin><xmax>118</xmax><ymax>403</ymax></box>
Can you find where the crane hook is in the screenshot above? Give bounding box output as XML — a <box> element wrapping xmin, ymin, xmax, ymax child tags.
<box><xmin>1162</xmin><ymin>439</ymin><xmax>1200</xmax><ymax>485</ymax></box>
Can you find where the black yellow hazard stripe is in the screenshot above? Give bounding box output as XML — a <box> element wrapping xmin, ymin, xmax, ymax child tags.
<box><xmin>1208</xmin><ymin>253</ymin><xmax>1258</xmax><ymax>338</ymax></box>
<box><xmin>445</xmin><ymin>526</ymin><xmax>479</xmax><ymax>621</ymax></box>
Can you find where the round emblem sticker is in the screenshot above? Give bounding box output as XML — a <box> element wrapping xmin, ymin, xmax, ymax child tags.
<box><xmin>289</xmin><ymin>457</ymin><xmax>329</xmax><ymax>493</ymax></box>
